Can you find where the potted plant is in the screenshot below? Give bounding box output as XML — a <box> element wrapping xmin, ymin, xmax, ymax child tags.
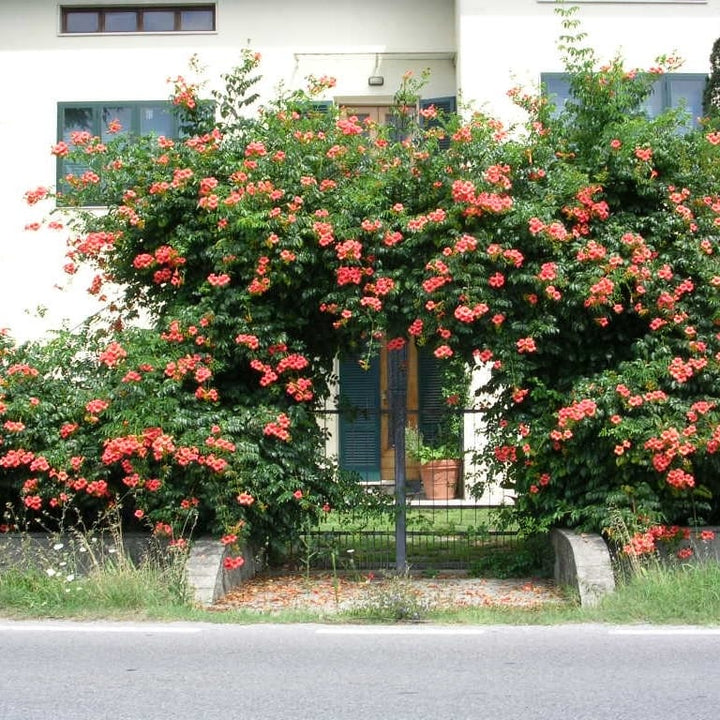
<box><xmin>405</xmin><ymin>425</ymin><xmax>461</xmax><ymax>500</ymax></box>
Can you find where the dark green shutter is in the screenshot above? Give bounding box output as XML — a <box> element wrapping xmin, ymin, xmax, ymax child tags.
<box><xmin>311</xmin><ymin>101</ymin><xmax>332</xmax><ymax>114</ymax></box>
<box><xmin>418</xmin><ymin>350</ymin><xmax>444</xmax><ymax>443</ymax></box>
<box><xmin>338</xmin><ymin>356</ymin><xmax>381</xmax><ymax>481</ymax></box>
<box><xmin>420</xmin><ymin>96</ymin><xmax>456</xmax><ymax>150</ymax></box>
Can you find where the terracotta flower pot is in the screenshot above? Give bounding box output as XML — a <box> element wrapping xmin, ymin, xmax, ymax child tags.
<box><xmin>420</xmin><ymin>459</ymin><xmax>460</xmax><ymax>500</ymax></box>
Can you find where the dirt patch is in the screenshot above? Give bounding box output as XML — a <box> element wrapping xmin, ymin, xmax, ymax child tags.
<box><xmin>211</xmin><ymin>571</ymin><xmax>568</xmax><ymax>614</ymax></box>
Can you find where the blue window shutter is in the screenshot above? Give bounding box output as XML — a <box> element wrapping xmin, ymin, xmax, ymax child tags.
<box><xmin>420</xmin><ymin>96</ymin><xmax>456</xmax><ymax>149</ymax></box>
<box><xmin>338</xmin><ymin>355</ymin><xmax>381</xmax><ymax>481</ymax></box>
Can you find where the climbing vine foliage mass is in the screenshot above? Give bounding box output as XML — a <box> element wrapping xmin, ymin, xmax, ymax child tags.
<box><xmin>5</xmin><ymin>9</ymin><xmax>720</xmax><ymax>560</ymax></box>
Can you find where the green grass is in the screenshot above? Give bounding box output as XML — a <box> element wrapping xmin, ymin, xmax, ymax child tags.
<box><xmin>0</xmin><ymin>556</ymin><xmax>189</xmax><ymax>619</ymax></box>
<box><xmin>293</xmin><ymin>534</ymin><xmax>523</xmax><ymax>574</ymax></box>
<box><xmin>583</xmin><ymin>560</ymin><xmax>720</xmax><ymax>625</ymax></box>
<box><xmin>299</xmin><ymin>507</ymin><xmax>521</xmax><ymax>571</ymax></box>
<box><xmin>316</xmin><ymin>507</ymin><xmax>502</xmax><ymax>534</ymax></box>
<box><xmin>3</xmin><ymin>560</ymin><xmax>720</xmax><ymax>626</ymax></box>
<box><xmin>2</xmin><ymin>524</ymin><xmax>720</xmax><ymax>625</ymax></box>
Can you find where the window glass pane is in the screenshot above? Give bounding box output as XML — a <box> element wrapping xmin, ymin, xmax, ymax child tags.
<box><xmin>143</xmin><ymin>10</ymin><xmax>176</xmax><ymax>32</ymax></box>
<box><xmin>385</xmin><ymin>111</ymin><xmax>414</xmax><ymax>142</ymax></box>
<box><xmin>180</xmin><ymin>9</ymin><xmax>214</xmax><ymax>31</ymax></box>
<box><xmin>101</xmin><ymin>106</ymin><xmax>133</xmax><ymax>140</ymax></box>
<box><xmin>668</xmin><ymin>77</ymin><xmax>705</xmax><ymax>128</ymax></box>
<box><xmin>104</xmin><ymin>11</ymin><xmax>138</xmax><ymax>32</ymax></box>
<box><xmin>58</xmin><ymin>101</ymin><xmax>179</xmax><ymax>205</ymax></box>
<box><xmin>65</xmin><ymin>11</ymin><xmax>99</xmax><ymax>33</ymax></box>
<box><xmin>542</xmin><ymin>76</ymin><xmax>572</xmax><ymax>112</ymax></box>
<box><xmin>60</xmin><ymin>107</ymin><xmax>95</xmax><ymax>192</ymax></box>
<box><xmin>349</xmin><ymin>112</ymin><xmax>373</xmax><ymax>138</ymax></box>
<box><xmin>140</xmin><ymin>105</ymin><xmax>175</xmax><ymax>136</ymax></box>
<box><xmin>640</xmin><ymin>80</ymin><xmax>664</xmax><ymax>118</ymax></box>
<box><xmin>62</xmin><ymin>107</ymin><xmax>95</xmax><ymax>142</ymax></box>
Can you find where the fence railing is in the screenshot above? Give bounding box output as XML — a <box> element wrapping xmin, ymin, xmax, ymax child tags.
<box><xmin>308</xmin><ymin>381</ymin><xmax>516</xmax><ymax>570</ymax></box>
<box><xmin>291</xmin><ymin>504</ymin><xmax>520</xmax><ymax>572</ymax></box>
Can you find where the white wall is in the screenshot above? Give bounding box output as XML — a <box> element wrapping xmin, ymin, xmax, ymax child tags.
<box><xmin>456</xmin><ymin>0</ymin><xmax>719</xmax><ymax>122</ymax></box>
<box><xmin>3</xmin><ymin>0</ymin><xmax>718</xmax><ymax>343</ymax></box>
<box><xmin>0</xmin><ymin>0</ymin><xmax>455</xmax><ymax>342</ymax></box>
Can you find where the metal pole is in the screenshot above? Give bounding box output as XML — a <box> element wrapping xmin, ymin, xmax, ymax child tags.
<box><xmin>388</xmin><ymin>347</ymin><xmax>408</xmax><ymax>572</ymax></box>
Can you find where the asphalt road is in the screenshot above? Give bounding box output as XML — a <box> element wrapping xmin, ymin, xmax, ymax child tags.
<box><xmin>1</xmin><ymin>621</ymin><xmax>719</xmax><ymax>720</ymax></box>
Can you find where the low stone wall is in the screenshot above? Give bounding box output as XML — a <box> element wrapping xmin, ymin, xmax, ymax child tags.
<box><xmin>185</xmin><ymin>539</ymin><xmax>260</xmax><ymax>605</ymax></box>
<box><xmin>551</xmin><ymin>529</ymin><xmax>615</xmax><ymax>608</ymax></box>
<box><xmin>677</xmin><ymin>526</ymin><xmax>720</xmax><ymax>561</ymax></box>
<box><xmin>0</xmin><ymin>532</ymin><xmax>167</xmax><ymax>572</ymax></box>
<box><xmin>0</xmin><ymin>532</ymin><xmax>260</xmax><ymax>606</ymax></box>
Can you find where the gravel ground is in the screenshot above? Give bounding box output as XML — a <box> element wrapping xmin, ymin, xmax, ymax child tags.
<box><xmin>211</xmin><ymin>571</ymin><xmax>568</xmax><ymax>614</ymax></box>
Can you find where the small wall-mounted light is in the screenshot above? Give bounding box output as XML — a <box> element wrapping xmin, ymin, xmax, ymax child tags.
<box><xmin>368</xmin><ymin>75</ymin><xmax>384</xmax><ymax>87</ymax></box>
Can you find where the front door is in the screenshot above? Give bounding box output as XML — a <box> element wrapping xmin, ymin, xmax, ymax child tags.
<box><xmin>338</xmin><ymin>345</ymin><xmax>444</xmax><ymax>483</ymax></box>
<box><xmin>340</xmin><ymin>104</ymin><xmax>415</xmax><ymax>142</ymax></box>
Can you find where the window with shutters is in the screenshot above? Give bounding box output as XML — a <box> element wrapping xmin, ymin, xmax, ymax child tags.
<box><xmin>338</xmin><ymin>345</ymin><xmax>453</xmax><ymax>484</ymax></box>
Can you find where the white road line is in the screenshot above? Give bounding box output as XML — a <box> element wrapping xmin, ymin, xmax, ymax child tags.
<box><xmin>317</xmin><ymin>626</ymin><xmax>487</xmax><ymax>635</ymax></box>
<box><xmin>0</xmin><ymin>622</ymin><xmax>202</xmax><ymax>634</ymax></box>
<box><xmin>610</xmin><ymin>627</ymin><xmax>720</xmax><ymax>636</ymax></box>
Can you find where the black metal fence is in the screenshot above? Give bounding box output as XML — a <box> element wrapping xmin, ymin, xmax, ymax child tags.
<box><xmin>304</xmin><ymin>355</ymin><xmax>522</xmax><ymax>571</ymax></box>
<box><xmin>290</xmin><ymin>503</ymin><xmax>523</xmax><ymax>573</ymax></box>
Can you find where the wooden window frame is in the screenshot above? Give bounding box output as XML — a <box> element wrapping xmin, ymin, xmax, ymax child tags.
<box><xmin>60</xmin><ymin>5</ymin><xmax>216</xmax><ymax>34</ymax></box>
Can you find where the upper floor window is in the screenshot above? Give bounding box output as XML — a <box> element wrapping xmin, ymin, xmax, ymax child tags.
<box><xmin>541</xmin><ymin>73</ymin><xmax>707</xmax><ymax>129</ymax></box>
<box><xmin>61</xmin><ymin>5</ymin><xmax>215</xmax><ymax>34</ymax></box>
<box><xmin>59</xmin><ymin>101</ymin><xmax>179</xmax><ymax>144</ymax></box>
<box><xmin>57</xmin><ymin>101</ymin><xmax>181</xmax><ymax>204</ymax></box>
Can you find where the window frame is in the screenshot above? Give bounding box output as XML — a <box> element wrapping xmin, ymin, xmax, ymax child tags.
<box><xmin>60</xmin><ymin>4</ymin><xmax>216</xmax><ymax>35</ymax></box>
<box><xmin>56</xmin><ymin>100</ymin><xmax>181</xmax><ymax>204</ymax></box>
<box><xmin>540</xmin><ymin>72</ymin><xmax>707</xmax><ymax>127</ymax></box>
<box><xmin>57</xmin><ymin>100</ymin><xmax>181</xmax><ymax>137</ymax></box>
